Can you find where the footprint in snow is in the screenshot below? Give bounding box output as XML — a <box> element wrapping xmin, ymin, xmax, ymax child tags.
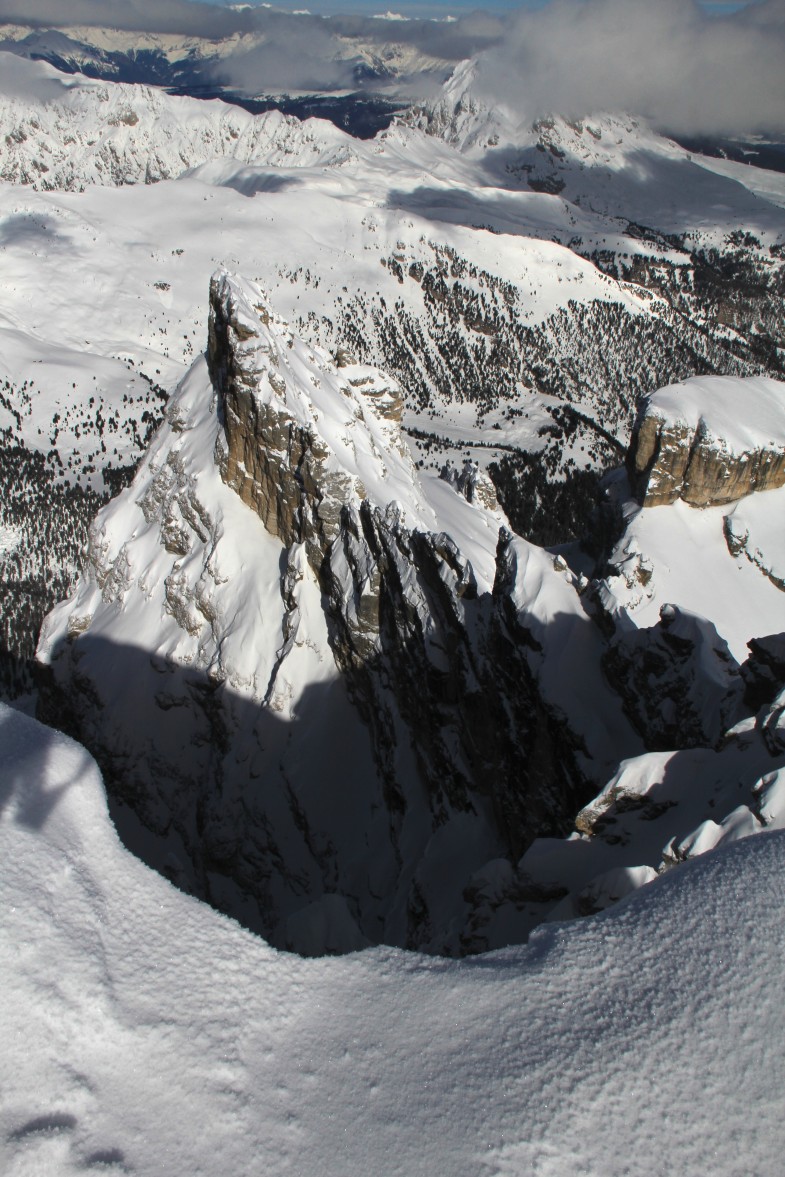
<box><xmin>7</xmin><ymin>1112</ymin><xmax>77</xmax><ymax>1141</ymax></box>
<box><xmin>82</xmin><ymin>1147</ymin><xmax>130</xmax><ymax>1170</ymax></box>
<box><xmin>7</xmin><ymin>1113</ymin><xmax>129</xmax><ymax>1170</ymax></box>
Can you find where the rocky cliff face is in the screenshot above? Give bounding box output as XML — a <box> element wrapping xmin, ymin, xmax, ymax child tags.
<box><xmin>38</xmin><ymin>272</ymin><xmax>635</xmax><ymax>956</ymax></box>
<box><xmin>208</xmin><ymin>272</ymin><xmax>405</xmax><ymax>567</ymax></box>
<box><xmin>629</xmin><ymin>375</ymin><xmax>785</xmax><ymax>507</ymax></box>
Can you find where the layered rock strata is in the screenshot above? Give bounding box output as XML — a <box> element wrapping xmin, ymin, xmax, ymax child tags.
<box><xmin>629</xmin><ymin>375</ymin><xmax>785</xmax><ymax>507</ymax></box>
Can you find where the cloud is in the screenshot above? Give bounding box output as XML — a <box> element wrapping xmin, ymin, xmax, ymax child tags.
<box><xmin>0</xmin><ymin>0</ymin><xmax>503</xmax><ymax>94</ymax></box>
<box><xmin>473</xmin><ymin>0</ymin><xmax>785</xmax><ymax>135</ymax></box>
<box><xmin>0</xmin><ymin>49</ymin><xmax>77</xmax><ymax>101</ymax></box>
<box><xmin>1</xmin><ymin>0</ymin><xmax>780</xmax><ymax>134</ymax></box>
<box><xmin>0</xmin><ymin>0</ymin><xmax>252</xmax><ymax>37</ymax></box>
<box><xmin>209</xmin><ymin>14</ymin><xmax>356</xmax><ymax>92</ymax></box>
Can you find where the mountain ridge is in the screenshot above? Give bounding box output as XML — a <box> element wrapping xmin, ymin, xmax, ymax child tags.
<box><xmin>35</xmin><ymin>272</ymin><xmax>785</xmax><ymax>955</ymax></box>
<box><xmin>36</xmin><ymin>272</ymin><xmax>643</xmax><ymax>955</ymax></box>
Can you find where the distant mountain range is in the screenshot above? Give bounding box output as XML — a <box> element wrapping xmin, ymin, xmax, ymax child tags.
<box><xmin>2</xmin><ymin>20</ymin><xmax>783</xmax><ymax>157</ymax></box>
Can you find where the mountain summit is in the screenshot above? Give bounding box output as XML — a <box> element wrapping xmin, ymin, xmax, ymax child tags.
<box><xmin>39</xmin><ymin>272</ymin><xmax>634</xmax><ymax>955</ymax></box>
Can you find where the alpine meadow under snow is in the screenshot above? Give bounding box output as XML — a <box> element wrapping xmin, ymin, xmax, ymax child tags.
<box><xmin>1</xmin><ymin>8</ymin><xmax>785</xmax><ymax>1174</ymax></box>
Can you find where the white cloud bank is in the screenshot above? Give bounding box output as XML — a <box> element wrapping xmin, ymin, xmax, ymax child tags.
<box><xmin>0</xmin><ymin>0</ymin><xmax>781</xmax><ymax>133</ymax></box>
<box><xmin>474</xmin><ymin>0</ymin><xmax>785</xmax><ymax>135</ymax></box>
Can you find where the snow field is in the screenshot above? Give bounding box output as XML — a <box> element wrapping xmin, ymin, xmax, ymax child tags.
<box><xmin>604</xmin><ymin>487</ymin><xmax>785</xmax><ymax>661</ymax></box>
<box><xmin>2</xmin><ymin>702</ymin><xmax>785</xmax><ymax>1177</ymax></box>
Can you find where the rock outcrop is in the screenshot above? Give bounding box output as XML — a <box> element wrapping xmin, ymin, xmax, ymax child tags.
<box><xmin>741</xmin><ymin>633</ymin><xmax>785</xmax><ymax>711</ymax></box>
<box><xmin>439</xmin><ymin>458</ymin><xmax>499</xmax><ymax>511</ymax></box>
<box><xmin>38</xmin><ymin>272</ymin><xmax>632</xmax><ymax>956</ymax></box>
<box><xmin>603</xmin><ymin>604</ymin><xmax>744</xmax><ymax>750</ymax></box>
<box><xmin>211</xmin><ymin>274</ymin><xmax>372</xmax><ymax>564</ymax></box>
<box><xmin>629</xmin><ymin>375</ymin><xmax>785</xmax><ymax>507</ymax></box>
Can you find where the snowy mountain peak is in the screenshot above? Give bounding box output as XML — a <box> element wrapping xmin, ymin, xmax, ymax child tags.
<box><xmin>208</xmin><ymin>270</ymin><xmax>430</xmax><ymax>567</ymax></box>
<box><xmin>400</xmin><ymin>56</ymin><xmax>660</xmax><ymax>163</ymax></box>
<box><xmin>36</xmin><ymin>273</ymin><xmax>633</xmax><ymax>956</ymax></box>
<box><xmin>398</xmin><ymin>57</ymin><xmax>514</xmax><ymax>152</ymax></box>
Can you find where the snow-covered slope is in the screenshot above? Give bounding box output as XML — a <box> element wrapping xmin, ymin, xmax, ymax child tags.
<box><xmin>0</xmin><ymin>54</ymin><xmax>783</xmax><ymax>937</ymax></box>
<box><xmin>0</xmin><ymin>52</ymin><xmax>356</xmax><ymax>190</ymax></box>
<box><xmin>404</xmin><ymin>63</ymin><xmax>785</xmax><ymax>245</ymax></box>
<box><xmin>8</xmin><ymin>54</ymin><xmax>781</xmax><ymax>701</ymax></box>
<box><xmin>519</xmin><ymin>673</ymin><xmax>785</xmax><ymax>924</ymax></box>
<box><xmin>34</xmin><ymin>275</ymin><xmax>785</xmax><ymax>952</ymax></box>
<box><xmin>3</xmin><ymin>701</ymin><xmax>785</xmax><ymax>1177</ymax></box>
<box><xmin>595</xmin><ymin>376</ymin><xmax>785</xmax><ymax>662</ymax></box>
<box><xmin>503</xmin><ymin>375</ymin><xmax>785</xmax><ymax>922</ymax></box>
<box><xmin>0</xmin><ymin>19</ymin><xmax>456</xmax><ymax>96</ymax></box>
<box><xmin>598</xmin><ymin>484</ymin><xmax>785</xmax><ymax>662</ymax></box>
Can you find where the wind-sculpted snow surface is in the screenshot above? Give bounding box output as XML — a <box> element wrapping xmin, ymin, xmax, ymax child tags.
<box><xmin>3</xmin><ymin>702</ymin><xmax>785</xmax><ymax>1177</ymax></box>
<box><xmin>38</xmin><ymin>274</ymin><xmax>638</xmax><ymax>955</ymax></box>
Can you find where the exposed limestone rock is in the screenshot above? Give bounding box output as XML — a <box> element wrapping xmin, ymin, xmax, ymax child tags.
<box><xmin>209</xmin><ymin>276</ymin><xmax>345</xmax><ymax>562</ymax></box>
<box><xmin>440</xmin><ymin>458</ymin><xmax>499</xmax><ymax>511</ymax></box>
<box><xmin>629</xmin><ymin>375</ymin><xmax>785</xmax><ymax>507</ymax></box>
<box><xmin>208</xmin><ymin>271</ymin><xmax>410</xmax><ymax>570</ymax></box>
<box><xmin>36</xmin><ymin>272</ymin><xmax>632</xmax><ymax>957</ymax></box>
<box><xmin>346</xmin><ymin>373</ymin><xmax>403</xmax><ymax>423</ymax></box>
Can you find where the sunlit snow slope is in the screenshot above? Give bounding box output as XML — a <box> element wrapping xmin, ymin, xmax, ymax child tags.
<box><xmin>0</xmin><ymin>52</ymin><xmax>356</xmax><ymax>189</ymax></box>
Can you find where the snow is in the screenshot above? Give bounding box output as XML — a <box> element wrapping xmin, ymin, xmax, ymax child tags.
<box><xmin>1</xmin><ymin>702</ymin><xmax>785</xmax><ymax>1176</ymax></box>
<box><xmin>0</xmin><ymin>52</ymin><xmax>357</xmax><ymax>190</ymax></box>
<box><xmin>644</xmin><ymin>374</ymin><xmax>785</xmax><ymax>456</ymax></box>
<box><xmin>37</xmin><ymin>350</ymin><xmax>305</xmax><ymax>702</ymax></box>
<box><xmin>0</xmin><ymin>53</ymin><xmax>784</xmax><ymax>1168</ymax></box>
<box><xmin>0</xmin><ymin>125</ymin><xmax>648</xmax><ymax>489</ymax></box>
<box><xmin>604</xmin><ymin>485</ymin><xmax>785</xmax><ymax>661</ymax></box>
<box><xmin>522</xmin><ymin>706</ymin><xmax>785</xmax><ymax>922</ymax></box>
<box><xmin>694</xmin><ymin>151</ymin><xmax>785</xmax><ymax>212</ymax></box>
<box><xmin>211</xmin><ymin>271</ymin><xmax>437</xmax><ymax>533</ymax></box>
<box><xmin>506</xmin><ymin>534</ymin><xmax>644</xmax><ymax>774</ymax></box>
<box><xmin>0</xmin><ymin>51</ymin><xmax>781</xmax><ymax>510</ymax></box>
<box><xmin>0</xmin><ymin>522</ymin><xmax>21</xmax><ymax>556</ymax></box>
<box><xmin>32</xmin><ymin>282</ymin><xmax>525</xmax><ymax>954</ymax></box>
<box><xmin>36</xmin><ymin>274</ymin><xmax>507</xmax><ymax>700</ymax></box>
<box><xmin>725</xmin><ymin>486</ymin><xmax>785</xmax><ymax>590</ymax></box>
<box><xmin>409</xmin><ymin>75</ymin><xmax>785</xmax><ymax>248</ymax></box>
